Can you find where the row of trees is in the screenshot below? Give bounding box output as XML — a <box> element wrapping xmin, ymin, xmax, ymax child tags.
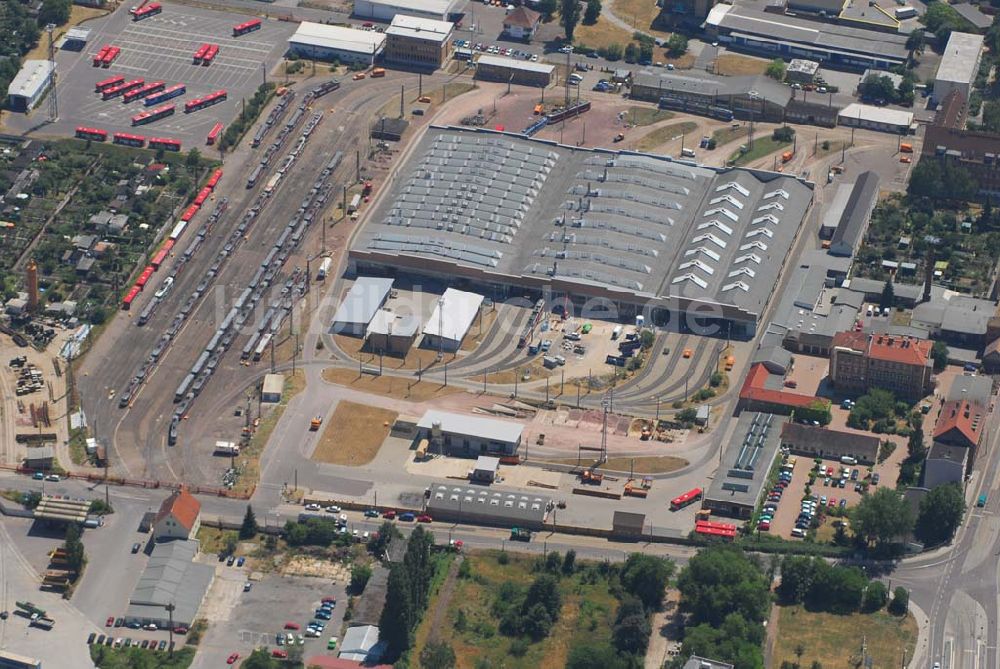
<box><xmin>219</xmin><ymin>83</ymin><xmax>275</xmax><ymax>150</ymax></box>
<box><xmin>851</xmin><ymin>484</ymin><xmax>965</xmax><ymax>549</ymax></box>
<box><xmin>858</xmin><ymin>73</ymin><xmax>915</xmax><ymax>107</ymax></box>
<box><xmin>777</xmin><ymin>556</ymin><xmax>908</xmax><ymax>615</ymax></box>
<box><xmin>379</xmin><ymin>526</ymin><xmax>435</xmax><ymax>662</ymax></box>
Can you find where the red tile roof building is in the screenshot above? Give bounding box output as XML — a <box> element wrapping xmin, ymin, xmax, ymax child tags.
<box><xmin>152</xmin><ymin>486</ymin><xmax>201</xmax><ymax>541</ymax></box>
<box><xmin>738</xmin><ymin>363</ymin><xmax>829</xmax><ymax>415</ymax></box>
<box><xmin>933</xmin><ymin>399</ymin><xmax>986</xmax><ymax>450</ymax></box>
<box><xmin>830</xmin><ymin>331</ymin><xmax>934</xmax><ymax>399</ymax></box>
<box><xmin>503</xmin><ymin>6</ymin><xmax>541</xmax><ymax>40</ymax></box>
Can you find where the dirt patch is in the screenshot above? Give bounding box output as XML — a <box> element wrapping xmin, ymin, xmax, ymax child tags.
<box><xmin>662</xmin><ymin>52</ymin><xmax>696</xmax><ymax>69</ymax></box>
<box><xmin>611</xmin><ymin>0</ymin><xmax>673</xmax><ymax>37</ymax></box>
<box><xmin>574</xmin><ymin>14</ymin><xmax>636</xmax><ymax>50</ymax></box>
<box><xmin>321</xmin><ymin>366</ymin><xmax>465</xmax><ymax>401</ymax></box>
<box><xmin>281</xmin><ymin>555</ymin><xmax>350</xmax><ymax>580</ymax></box>
<box><xmin>312</xmin><ymin>401</ymin><xmax>397</xmax><ymax>466</ymax></box>
<box><xmin>334</xmin><ymin>333</ymin><xmax>458</xmax><ymax>371</ymax></box>
<box><xmin>634</xmin><ymin>121</ymin><xmax>699</xmax><ymax>152</ymax></box>
<box><xmin>715</xmin><ymin>53</ymin><xmax>769</xmax><ymax>76</ymax></box>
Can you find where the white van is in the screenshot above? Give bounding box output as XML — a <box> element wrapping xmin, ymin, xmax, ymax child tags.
<box><xmin>840</xmin><ymin>455</ymin><xmax>858</xmax><ymax>466</ymax></box>
<box><xmin>681</xmin><ymin>148</ymin><xmax>696</xmax><ymax>158</ymax></box>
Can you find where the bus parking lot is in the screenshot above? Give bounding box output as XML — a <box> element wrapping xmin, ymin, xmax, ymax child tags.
<box><xmin>16</xmin><ymin>3</ymin><xmax>296</xmax><ymax>148</ymax></box>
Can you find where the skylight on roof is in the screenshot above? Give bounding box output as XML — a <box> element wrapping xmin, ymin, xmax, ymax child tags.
<box><xmin>697</xmin><ymin>219</ymin><xmax>734</xmax><ymax>235</ymax></box>
<box><xmin>729</xmin><ymin>266</ymin><xmax>756</xmax><ymax>279</ymax></box>
<box><xmin>679</xmin><ymin>258</ymin><xmax>715</xmax><ymax>275</ymax></box>
<box><xmin>671</xmin><ymin>272</ymin><xmax>709</xmax><ymax>289</ymax></box>
<box><xmin>692</xmin><ymin>232</ymin><xmax>727</xmax><ymax>249</ymax></box>
<box><xmin>751</xmin><ymin>214</ymin><xmax>779</xmax><ymax>226</ymax></box>
<box><xmin>734</xmin><ymin>252</ymin><xmax>761</xmax><ymax>265</ymax></box>
<box><xmin>746</xmin><ymin>227</ymin><xmax>774</xmax><ymax>239</ymax></box>
<box><xmin>709</xmin><ymin>194</ymin><xmax>745</xmax><ymax>209</ymax></box>
<box><xmin>764</xmin><ymin>188</ymin><xmax>789</xmax><ymax>200</ymax></box>
<box><xmin>715</xmin><ymin>181</ymin><xmax>750</xmax><ymax>197</ymax></box>
<box><xmin>722</xmin><ymin>281</ymin><xmax>751</xmax><ymax>292</ymax></box>
<box><xmin>684</xmin><ymin>246</ymin><xmax>722</xmax><ymax>262</ymax></box>
<box><xmin>704</xmin><ymin>207</ymin><xmax>739</xmax><ymax>222</ymax></box>
<box><xmin>740</xmin><ymin>240</ymin><xmax>768</xmax><ymax>251</ymax></box>
<box><xmin>758</xmin><ymin>202</ymin><xmax>784</xmax><ymax>212</ymax></box>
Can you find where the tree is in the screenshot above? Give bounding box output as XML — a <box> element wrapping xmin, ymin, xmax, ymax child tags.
<box><xmin>915</xmin><ymin>482</ymin><xmax>965</xmax><ymax>546</ymax></box>
<box><xmin>242</xmin><ymin>649</ymin><xmax>281</xmax><ymax>669</ymax></box>
<box><xmin>239</xmin><ymin>505</ymin><xmax>258</xmax><ymax>539</ymax></box>
<box><xmin>380</xmin><ymin>565</ymin><xmax>414</xmax><ymax>659</ymax></box>
<box><xmin>776</xmin><ymin>556</ymin><xmax>817</xmax><ymax>605</ymax></box>
<box><xmin>765</xmin><ymin>58</ymin><xmax>786</xmax><ymax>81</ymax></box>
<box><xmin>931</xmin><ymin>340</ymin><xmax>949</xmax><ymax>372</ymax></box>
<box><xmin>859</xmin><ymin>74</ymin><xmax>898</xmax><ymax>103</ymax></box>
<box><xmin>351</xmin><ymin>563</ymin><xmax>373</xmax><ymax>592</ymax></box>
<box><xmin>566</xmin><ymin>642</ymin><xmax>632</xmax><ymax>669</ymax></box>
<box><xmin>863</xmin><ymin>580</ymin><xmax>889</xmax><ymax>612</ymax></box>
<box><xmin>773</xmin><ymin>126</ymin><xmax>795</xmax><ymax>142</ymax></box>
<box><xmin>562</xmin><ymin>549</ymin><xmax>577</xmax><ymax>575</ymax></box>
<box><xmin>889</xmin><ymin>586</ymin><xmax>909</xmax><ymax>615</ymax></box>
<box><xmin>666</xmin><ymin>33</ymin><xmax>688</xmax><ymax>57</ymax></box>
<box><xmin>524</xmin><ymin>574</ymin><xmax>561</xmax><ymax>621</ymax></box>
<box><xmin>906</xmin><ymin>28</ymin><xmax>926</xmax><ymax>53</ymax></box>
<box><xmin>521</xmin><ymin>602</ymin><xmax>554</xmax><ymax>640</ymax></box>
<box><xmin>64</xmin><ymin>522</ymin><xmax>85</xmax><ymax>574</ymax></box>
<box><xmin>583</xmin><ymin>0</ymin><xmax>601</xmax><ymax>24</ymax></box>
<box><xmin>224</xmin><ymin>533</ymin><xmax>238</xmax><ymax>556</ymax></box>
<box><xmin>420</xmin><ymin>641</ymin><xmax>457</xmax><ymax>669</ymax></box>
<box><xmin>879</xmin><ymin>280</ymin><xmax>894</xmax><ymax>310</ymax></box>
<box><xmin>38</xmin><ymin>0</ymin><xmax>71</xmax><ymax>26</ymax></box>
<box><xmin>851</xmin><ymin>487</ymin><xmax>915</xmax><ymax>547</ymax></box>
<box><xmin>185</xmin><ymin>148</ymin><xmax>202</xmax><ymax>170</ymax></box>
<box><xmin>677</xmin><ymin>545</ymin><xmax>770</xmax><ymax>627</ymax></box>
<box><xmin>806</xmin><ymin>562</ymin><xmax>866</xmax><ymax>614</ymax></box>
<box><xmin>613</xmin><ymin>610</ymin><xmax>651</xmax><ymax>654</ymax></box>
<box><xmin>560</xmin><ymin>0</ymin><xmax>582</xmax><ymax>41</ymax></box>
<box><xmin>681</xmin><ymin>614</ymin><xmax>765</xmax><ymax>669</ymax></box>
<box><xmin>624</xmin><ymin>42</ymin><xmax>639</xmax><ymax>63</ymax></box>
<box><xmin>537</xmin><ymin>0</ymin><xmax>557</xmax><ymax>18</ymax></box>
<box><xmin>621</xmin><ymin>553</ymin><xmax>674</xmax><ymax>609</ymax></box>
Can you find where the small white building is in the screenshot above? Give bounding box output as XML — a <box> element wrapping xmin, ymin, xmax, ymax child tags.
<box><xmin>422</xmin><ymin>288</ymin><xmax>484</xmax><ymax>351</ymax></box>
<box><xmin>366</xmin><ymin>308</ymin><xmax>420</xmax><ymax>354</ymax></box>
<box><xmin>338</xmin><ymin>624</ymin><xmax>382</xmax><ymax>662</ymax></box>
<box><xmin>933</xmin><ymin>31</ymin><xmax>984</xmax><ymax>103</ymax></box>
<box><xmin>837</xmin><ymin>103</ymin><xmax>913</xmax><ymax>134</ymax></box>
<box><xmin>262</xmin><ymin>373</ymin><xmax>284</xmax><ymax>403</ymax></box>
<box><xmin>7</xmin><ymin>60</ymin><xmax>55</xmax><ymax>113</ymax></box>
<box><xmin>471</xmin><ymin>455</ymin><xmax>500</xmax><ymax>482</ymax></box>
<box><xmin>331</xmin><ymin>276</ymin><xmax>394</xmax><ymax>336</ymax></box>
<box><xmin>417</xmin><ymin>410</ymin><xmax>523</xmax><ymax>457</ymax></box>
<box><xmin>288</xmin><ymin>22</ymin><xmax>386</xmax><ymax>64</ymax></box>
<box><xmin>353</xmin><ymin>0</ymin><xmax>460</xmax><ymax>21</ymax></box>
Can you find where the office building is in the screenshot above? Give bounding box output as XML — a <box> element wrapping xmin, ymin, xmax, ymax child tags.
<box><xmin>384</xmin><ymin>15</ymin><xmax>453</xmax><ymax>69</ymax></box>
<box><xmin>829</xmin><ymin>331</ymin><xmax>934</xmax><ymax>399</ymax></box>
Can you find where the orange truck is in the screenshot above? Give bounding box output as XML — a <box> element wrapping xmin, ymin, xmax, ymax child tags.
<box><xmin>900</xmin><ymin>142</ymin><xmax>913</xmax><ymax>153</ymax></box>
<box><xmin>371</xmin><ymin>67</ymin><xmax>386</xmax><ymax>77</ymax></box>
<box><xmin>781</xmin><ymin>150</ymin><xmax>794</xmax><ymax>163</ymax></box>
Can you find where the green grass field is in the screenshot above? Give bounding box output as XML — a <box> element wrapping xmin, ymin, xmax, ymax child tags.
<box><xmin>772</xmin><ymin>605</ymin><xmax>917</xmax><ymax>668</ymax></box>
<box><xmin>634</xmin><ymin>121</ymin><xmax>699</xmax><ymax>152</ymax></box>
<box><xmin>728</xmin><ymin>136</ymin><xmax>790</xmax><ymax>166</ymax></box>
<box><xmin>626</xmin><ymin>106</ymin><xmax>675</xmax><ymax>126</ymax></box>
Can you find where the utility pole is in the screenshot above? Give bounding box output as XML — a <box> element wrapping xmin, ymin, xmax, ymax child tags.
<box><xmin>261</xmin><ymin>61</ymin><xmax>266</xmax><ymax>88</ymax></box>
<box><xmin>45</xmin><ymin>24</ymin><xmax>57</xmax><ymax>122</ymax></box>
<box><xmin>166</xmin><ymin>603</ymin><xmax>175</xmax><ymax>657</ymax></box>
<box><xmin>399</xmin><ymin>84</ymin><xmax>404</xmax><ymax>118</ymax></box>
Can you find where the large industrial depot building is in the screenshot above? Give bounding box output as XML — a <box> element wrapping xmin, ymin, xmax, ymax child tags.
<box><xmin>349</xmin><ymin>127</ymin><xmax>814</xmax><ymax>339</ymax></box>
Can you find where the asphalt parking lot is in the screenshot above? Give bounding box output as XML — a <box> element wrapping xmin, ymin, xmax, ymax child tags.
<box><xmin>192</xmin><ymin>571</ymin><xmax>346</xmax><ymax>668</ymax></box>
<box><xmin>29</xmin><ymin>3</ymin><xmax>296</xmax><ymax>147</ymax></box>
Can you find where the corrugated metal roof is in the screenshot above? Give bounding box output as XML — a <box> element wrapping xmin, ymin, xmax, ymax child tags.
<box><xmin>289</xmin><ymin>22</ymin><xmax>386</xmax><ymax>54</ymax></box>
<box><xmin>127</xmin><ymin>540</ymin><xmax>214</xmax><ymax>624</ymax></box>
<box><xmin>417</xmin><ymin>409</ymin><xmax>524</xmax><ymax>443</ymax></box>
<box><xmin>7</xmin><ymin>60</ymin><xmax>54</xmax><ymax>100</ymax></box>
<box><xmin>422</xmin><ymin>288</ymin><xmax>483</xmax><ymax>343</ymax></box>
<box><xmin>332</xmin><ymin>277</ymin><xmax>394</xmax><ymax>327</ymax></box>
<box><xmin>838</xmin><ymin>103</ymin><xmax>914</xmax><ymax>127</ymax></box>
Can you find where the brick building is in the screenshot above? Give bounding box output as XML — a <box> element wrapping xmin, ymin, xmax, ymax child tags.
<box><xmin>829</xmin><ymin>331</ymin><xmax>934</xmax><ymax>399</ymax></box>
<box><xmin>384</xmin><ymin>14</ymin><xmax>453</xmax><ymax>70</ymax></box>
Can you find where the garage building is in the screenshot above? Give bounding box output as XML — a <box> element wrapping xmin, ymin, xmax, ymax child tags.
<box><xmin>703</xmin><ymin>412</ymin><xmax>785</xmax><ymax>519</ymax></box>
<box><xmin>366</xmin><ymin>308</ymin><xmax>419</xmax><ymax>354</ymax></box>
<box><xmin>417</xmin><ymin>409</ymin><xmax>523</xmax><ymax>457</ymax></box>
<box><xmin>384</xmin><ymin>14</ymin><xmax>453</xmax><ymax>69</ymax></box>
<box><xmin>837</xmin><ymin>103</ymin><xmax>914</xmax><ymax>134</ymax></box>
<box><xmin>125</xmin><ymin>540</ymin><xmax>214</xmax><ymax>628</ymax></box>
<box><xmin>262</xmin><ymin>373</ymin><xmax>284</xmax><ymax>403</ymax></box>
<box><xmin>331</xmin><ymin>277</ymin><xmax>394</xmax><ymax>336</ymax></box>
<box><xmin>288</xmin><ymin>22</ymin><xmax>386</xmax><ymax>64</ymax></box>
<box><xmin>353</xmin><ymin>0</ymin><xmax>461</xmax><ymax>21</ymax></box>
<box><xmin>475</xmin><ymin>54</ymin><xmax>554</xmax><ymax>87</ymax></box>
<box><xmin>426</xmin><ymin>484</ymin><xmax>549</xmax><ymax>528</ymax></box>
<box><xmin>422</xmin><ymin>288</ymin><xmax>483</xmax><ymax>351</ymax></box>
<box><xmin>7</xmin><ymin>60</ymin><xmax>55</xmax><ymax>113</ymax></box>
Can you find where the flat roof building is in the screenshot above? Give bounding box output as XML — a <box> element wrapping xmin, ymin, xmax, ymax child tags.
<box><xmin>934</xmin><ymin>32</ymin><xmax>984</xmax><ymax>104</ymax></box>
<box><xmin>786</xmin><ymin>58</ymin><xmax>820</xmax><ymax>83</ymax></box>
<box><xmin>417</xmin><ymin>409</ymin><xmax>524</xmax><ymax>457</ymax></box>
<box><xmin>125</xmin><ymin>540</ymin><xmax>214</xmax><ymax>628</ymax></box>
<box><xmin>475</xmin><ymin>54</ymin><xmax>555</xmax><ymax>87</ymax></box>
<box><xmin>426</xmin><ymin>483</ymin><xmax>550</xmax><ymax>528</ymax></box>
<box><xmin>350</xmin><ymin>127</ymin><xmax>814</xmax><ymax>340</ymax></box>
<box><xmin>288</xmin><ymin>22</ymin><xmax>386</xmax><ymax>64</ymax></box>
<box><xmin>34</xmin><ymin>495</ymin><xmax>89</xmax><ymax>524</ymax></box>
<box><xmin>7</xmin><ymin>60</ymin><xmax>55</xmax><ymax>113</ymax></box>
<box><xmin>706</xmin><ymin>4</ymin><xmax>909</xmax><ymax>71</ymax></box>
<box><xmin>838</xmin><ymin>103</ymin><xmax>914</xmax><ymax>134</ymax></box>
<box><xmin>683</xmin><ymin>657</ymin><xmax>735</xmax><ymax>669</ymax></box>
<box><xmin>471</xmin><ymin>455</ymin><xmax>501</xmax><ymax>482</ymax></box>
<box><xmin>338</xmin><ymin>625</ymin><xmax>382</xmax><ymax>663</ymax></box>
<box><xmin>384</xmin><ymin>14</ymin><xmax>453</xmax><ymax>70</ymax></box>
<box><xmin>353</xmin><ymin>0</ymin><xmax>461</xmax><ymax>21</ymax></box>
<box><xmin>828</xmin><ymin>171</ymin><xmax>879</xmax><ymax>257</ymax></box>
<box><xmin>422</xmin><ymin>288</ymin><xmax>484</xmax><ymax>351</ymax></box>
<box><xmin>262</xmin><ymin>373</ymin><xmax>284</xmax><ymax>403</ymax></box>
<box><xmin>703</xmin><ymin>412</ymin><xmax>786</xmax><ymax>519</ymax></box>
<box><xmin>331</xmin><ymin>277</ymin><xmax>394</xmax><ymax>336</ymax></box>
<box><xmin>366</xmin><ymin>308</ymin><xmax>420</xmax><ymax>354</ymax></box>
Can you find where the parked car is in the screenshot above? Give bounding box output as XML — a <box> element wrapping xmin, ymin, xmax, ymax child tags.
<box><xmin>839</xmin><ymin>499</ymin><xmax>848</xmax><ymax>509</ymax></box>
<box><xmin>114</xmin><ymin>618</ymin><xmax>124</xmax><ymax>627</ymax></box>
<box><xmin>417</xmin><ymin>514</ymin><xmax>433</xmax><ymax>523</ymax></box>
<box><xmin>227</xmin><ymin>653</ymin><xmax>240</xmax><ymax>665</ymax></box>
<box><xmin>236</xmin><ymin>557</ymin><xmax>245</xmax><ymax>567</ymax></box>
<box><xmin>325</xmin><ymin>505</ymin><xmax>341</xmax><ymax>514</ymax></box>
<box><xmin>791</xmin><ymin>528</ymin><xmax>806</xmax><ymax>537</ymax></box>
<box><xmin>364</xmin><ymin>508</ymin><xmax>380</xmax><ymax>518</ymax></box>
<box><xmin>131</xmin><ymin>543</ymin><xmax>141</xmax><ymax>554</ymax></box>
<box><xmin>872</xmin><ymin>473</ymin><xmax>880</xmax><ymax>485</ymax></box>
<box><xmin>243</xmin><ymin>582</ymin><xmax>252</xmax><ymax>592</ymax></box>
<box><xmin>106</xmin><ymin>617</ymin><xmax>114</xmax><ymax>627</ymax></box>
<box><xmin>399</xmin><ymin>512</ymin><xmax>416</xmax><ymax>522</ymax></box>
<box><xmin>88</xmin><ymin>632</ymin><xmax>96</xmax><ymax>644</ymax></box>
<box><xmin>328</xmin><ymin>636</ymin><xmax>339</xmax><ymax>650</ymax></box>
<box><xmin>284</xmin><ymin>621</ymin><xmax>300</xmax><ymax>630</ymax></box>
<box><xmin>272</xmin><ymin>649</ymin><xmax>288</xmax><ymax>659</ymax></box>
<box><xmin>383</xmin><ymin>510</ymin><xmax>397</xmax><ymax>519</ymax></box>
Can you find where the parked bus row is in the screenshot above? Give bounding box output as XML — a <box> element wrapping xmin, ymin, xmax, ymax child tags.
<box><xmin>74</xmin><ymin>127</ymin><xmax>181</xmax><ymax>152</ymax></box>
<box><xmin>92</xmin><ymin>45</ymin><xmax>120</xmax><ymax>67</ymax></box>
<box><xmin>193</xmin><ymin>43</ymin><xmax>219</xmax><ymax>65</ymax></box>
<box><xmin>130</xmin><ymin>2</ymin><xmax>162</xmax><ymax>20</ymax></box>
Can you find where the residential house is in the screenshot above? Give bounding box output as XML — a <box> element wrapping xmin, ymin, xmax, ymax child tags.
<box><xmin>502</xmin><ymin>6</ymin><xmax>541</xmax><ymax>41</ymax></box>
<box><xmin>152</xmin><ymin>487</ymin><xmax>201</xmax><ymax>541</ymax></box>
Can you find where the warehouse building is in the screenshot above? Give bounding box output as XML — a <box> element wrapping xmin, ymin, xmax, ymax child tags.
<box><xmin>125</xmin><ymin>540</ymin><xmax>214</xmax><ymax>628</ymax></box>
<box><xmin>353</xmin><ymin>0</ymin><xmax>461</xmax><ymax>21</ymax></box>
<box><xmin>384</xmin><ymin>15</ymin><xmax>453</xmax><ymax>69</ymax></box>
<box><xmin>422</xmin><ymin>288</ymin><xmax>484</xmax><ymax>351</ymax></box>
<box><xmin>7</xmin><ymin>60</ymin><xmax>55</xmax><ymax>113</ymax></box>
<box><xmin>706</xmin><ymin>4</ymin><xmax>909</xmax><ymax>71</ymax></box>
<box><xmin>475</xmin><ymin>55</ymin><xmax>554</xmax><ymax>87</ymax></box>
<box><xmin>827</xmin><ymin>171</ymin><xmax>880</xmax><ymax>257</ymax></box>
<box><xmin>426</xmin><ymin>484</ymin><xmax>550</xmax><ymax>528</ymax></box>
<box><xmin>933</xmin><ymin>32</ymin><xmax>984</xmax><ymax>104</ymax></box>
<box><xmin>331</xmin><ymin>277</ymin><xmax>394</xmax><ymax>336</ymax></box>
<box><xmin>630</xmin><ymin>71</ymin><xmax>790</xmax><ymax>122</ymax></box>
<box><xmin>350</xmin><ymin>127</ymin><xmax>814</xmax><ymax>339</ymax></box>
<box><xmin>703</xmin><ymin>412</ymin><xmax>786</xmax><ymax>519</ymax></box>
<box><xmin>416</xmin><ymin>409</ymin><xmax>524</xmax><ymax>457</ymax></box>
<box><xmin>780</xmin><ymin>422</ymin><xmax>880</xmax><ymax>464</ymax></box>
<box><xmin>366</xmin><ymin>308</ymin><xmax>420</xmax><ymax>354</ymax></box>
<box><xmin>288</xmin><ymin>22</ymin><xmax>386</xmax><ymax>64</ymax></box>
<box><xmin>838</xmin><ymin>103</ymin><xmax>914</xmax><ymax>134</ymax></box>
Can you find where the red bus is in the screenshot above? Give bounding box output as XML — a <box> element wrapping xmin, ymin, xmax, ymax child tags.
<box><xmin>148</xmin><ymin>137</ymin><xmax>182</xmax><ymax>151</ymax></box>
<box><xmin>132</xmin><ymin>104</ymin><xmax>175</xmax><ymax>126</ymax></box>
<box><xmin>113</xmin><ymin>132</ymin><xmax>146</xmax><ymax>147</ymax></box>
<box><xmin>695</xmin><ymin>519</ymin><xmax>737</xmax><ymax>533</ymax></box>
<box><xmin>233</xmin><ymin>18</ymin><xmax>262</xmax><ymax>36</ymax></box>
<box><xmin>95</xmin><ymin>74</ymin><xmax>124</xmax><ymax>92</ymax></box>
<box><xmin>75</xmin><ymin>126</ymin><xmax>108</xmax><ymax>142</ymax></box>
<box><xmin>122</xmin><ymin>285</ymin><xmax>141</xmax><ymax>310</ymax></box>
<box><xmin>206</xmin><ymin>122</ymin><xmax>223</xmax><ymax>145</ymax></box>
<box><xmin>694</xmin><ymin>524</ymin><xmax>736</xmax><ymax>541</ymax></box>
<box><xmin>102</xmin><ymin>46</ymin><xmax>121</xmax><ymax>67</ymax></box>
<box><xmin>205</xmin><ymin>168</ymin><xmax>223</xmax><ymax>189</ymax></box>
<box><xmin>201</xmin><ymin>44</ymin><xmax>219</xmax><ymax>65</ymax></box>
<box><xmin>92</xmin><ymin>46</ymin><xmax>109</xmax><ymax>66</ymax></box>
<box><xmin>144</xmin><ymin>84</ymin><xmax>185</xmax><ymax>106</ymax></box>
<box><xmin>135</xmin><ymin>265</ymin><xmax>155</xmax><ymax>289</ymax></box>
<box><xmin>102</xmin><ymin>78</ymin><xmax>143</xmax><ymax>100</ymax></box>
<box><xmin>123</xmin><ymin>81</ymin><xmax>165</xmax><ymax>103</ymax></box>
<box><xmin>193</xmin><ymin>186</ymin><xmax>212</xmax><ymax>206</ymax></box>
<box><xmin>670</xmin><ymin>488</ymin><xmax>703</xmax><ymax>511</ymax></box>
<box><xmin>193</xmin><ymin>43</ymin><xmax>210</xmax><ymax>64</ymax></box>
<box><xmin>180</xmin><ymin>204</ymin><xmax>200</xmax><ymax>222</ymax></box>
<box><xmin>131</xmin><ymin>2</ymin><xmax>161</xmax><ymax>19</ymax></box>
<box><xmin>150</xmin><ymin>246</ymin><xmax>170</xmax><ymax>269</ymax></box>
<box><xmin>184</xmin><ymin>90</ymin><xmax>226</xmax><ymax>113</ymax></box>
